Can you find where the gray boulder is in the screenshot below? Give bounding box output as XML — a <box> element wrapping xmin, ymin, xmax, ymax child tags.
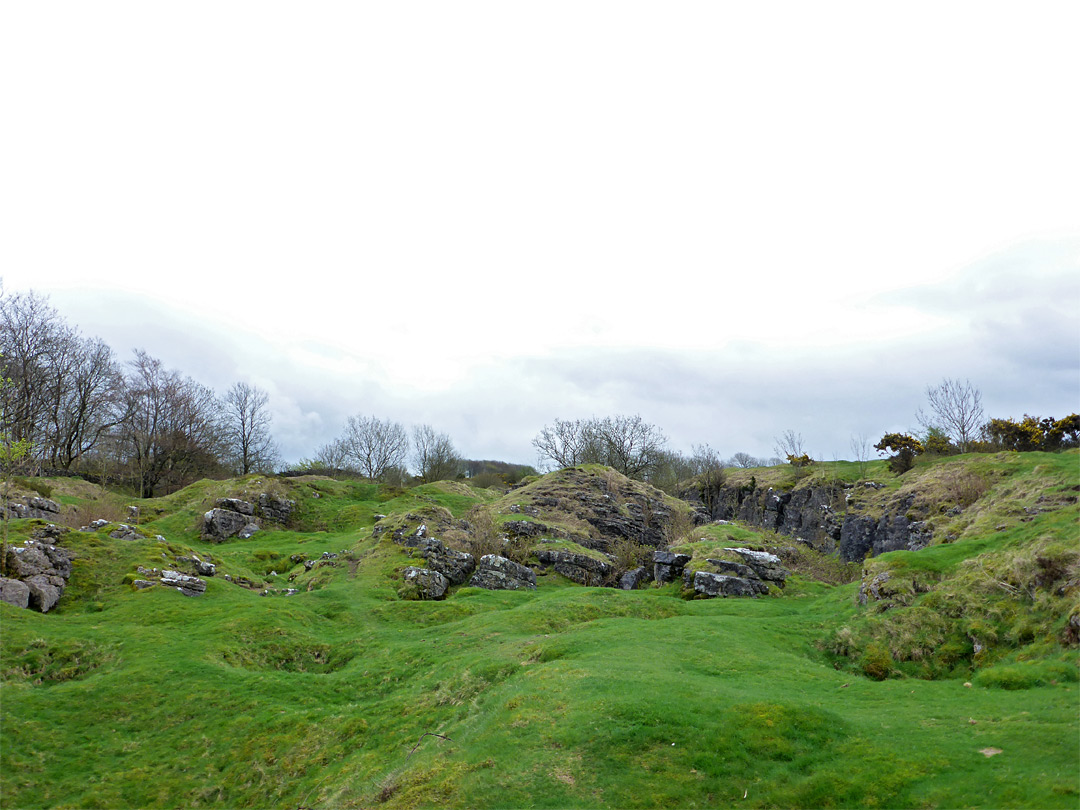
<box><xmin>469</xmin><ymin>555</ymin><xmax>537</xmax><ymax>591</ymax></box>
<box><xmin>4</xmin><ymin>496</ymin><xmax>62</xmax><ymax>520</ymax></box>
<box><xmin>238</xmin><ymin>523</ymin><xmax>260</xmax><ymax>539</ymax></box>
<box><xmin>4</xmin><ymin>542</ymin><xmax>74</xmax><ymax>612</ymax></box>
<box><xmin>0</xmin><ymin>577</ymin><xmax>30</xmax><ymax>609</ymax></box>
<box><xmin>421</xmin><ymin>539</ymin><xmax>475</xmax><ymax>585</ymax></box>
<box><xmin>653</xmin><ymin>550</ymin><xmax>691</xmax><ymax>584</ymax></box>
<box><xmin>175</xmin><ymin>555</ymin><xmax>216</xmax><ymax>577</ymax></box>
<box><xmin>202</xmin><ymin>508</ymin><xmax>252</xmax><ymax>542</ymax></box>
<box><xmin>402</xmin><ymin>566</ymin><xmax>450</xmax><ymax>600</ymax></box>
<box><xmin>534</xmin><ymin>548</ymin><xmax>612</xmax><ymax>585</ymax></box>
<box><xmin>619</xmin><ymin>566</ymin><xmax>651</xmax><ymax>590</ymax></box>
<box><xmin>160</xmin><ymin>569</ymin><xmax>207</xmax><ymax>597</ymax></box>
<box><xmin>722</xmin><ymin>548</ymin><xmax>789</xmax><ymax>584</ymax></box>
<box><xmin>26</xmin><ymin>574</ymin><xmax>65</xmax><ymax>612</ymax></box>
<box><xmin>217</xmin><ymin>498</ymin><xmax>254</xmax><ymax>516</ymax></box>
<box><xmin>109</xmin><ymin>524</ymin><xmax>146</xmax><ymax>541</ymax></box>
<box><xmin>693</xmin><ymin>571</ymin><xmax>765</xmax><ymax>598</ymax></box>
<box><xmin>5</xmin><ymin>544</ymin><xmax>53</xmax><ymax>578</ymax></box>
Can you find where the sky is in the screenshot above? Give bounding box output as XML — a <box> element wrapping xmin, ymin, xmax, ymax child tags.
<box><xmin>2</xmin><ymin>2</ymin><xmax>1078</xmax><ymax>468</ymax></box>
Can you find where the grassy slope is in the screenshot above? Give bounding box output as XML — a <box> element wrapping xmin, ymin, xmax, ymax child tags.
<box><xmin>1</xmin><ymin>457</ymin><xmax>1077</xmax><ymax>809</ymax></box>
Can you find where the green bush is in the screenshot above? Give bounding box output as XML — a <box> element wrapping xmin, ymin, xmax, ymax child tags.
<box><xmin>860</xmin><ymin>642</ymin><xmax>893</xmax><ymax>680</ymax></box>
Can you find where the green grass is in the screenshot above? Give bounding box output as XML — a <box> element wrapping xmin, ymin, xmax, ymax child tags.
<box><xmin>1</xmin><ymin>459</ymin><xmax>1078</xmax><ymax>809</ymax></box>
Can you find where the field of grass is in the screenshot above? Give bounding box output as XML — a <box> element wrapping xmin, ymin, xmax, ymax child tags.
<box><xmin>1</xmin><ymin>459</ymin><xmax>1077</xmax><ymax>809</ymax></box>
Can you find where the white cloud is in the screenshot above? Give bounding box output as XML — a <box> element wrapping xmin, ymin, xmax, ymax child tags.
<box><xmin>2</xmin><ymin>3</ymin><xmax>1078</xmax><ymax>465</ymax></box>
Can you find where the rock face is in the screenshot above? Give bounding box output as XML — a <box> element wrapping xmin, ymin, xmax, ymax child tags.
<box><xmin>839</xmin><ymin>512</ymin><xmax>932</xmax><ymax>562</ymax></box>
<box><xmin>653</xmin><ymin>551</ymin><xmax>691</xmax><ymax>584</ymax></box>
<box><xmin>499</xmin><ymin>466</ymin><xmax>695</xmax><ymax>553</ymax></box>
<box><xmin>694</xmin><ymin>482</ymin><xmax>934</xmax><ymax>562</ymax></box>
<box><xmin>3</xmin><ymin>496</ymin><xmax>62</xmax><ymax>521</ymax></box>
<box><xmin>218</xmin><ymin>498</ymin><xmax>254</xmax><ymax>516</ymax></box>
<box><xmin>686</xmin><ymin>548</ymin><xmax>790</xmax><ymax>599</ymax></box>
<box><xmin>534</xmin><ymin>548</ymin><xmax>613</xmax><ymax>585</ymax></box>
<box><xmin>3</xmin><ymin>536</ymin><xmax>74</xmax><ymax>612</ymax></box>
<box><xmin>503</xmin><ymin>520</ymin><xmax>549</xmax><ymax>539</ymax></box>
<box><xmin>469</xmin><ymin>555</ymin><xmax>536</xmax><ymax>591</ymax></box>
<box><xmin>402</xmin><ymin>566</ymin><xmax>450</xmax><ymax>600</ymax></box>
<box><xmin>420</xmin><ymin>539</ymin><xmax>475</xmax><ymax>585</ymax></box>
<box><xmin>257</xmin><ymin>493</ymin><xmax>295</xmax><ymax>524</ymax></box>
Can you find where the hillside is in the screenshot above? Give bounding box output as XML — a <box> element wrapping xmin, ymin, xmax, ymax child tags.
<box><xmin>0</xmin><ymin>453</ymin><xmax>1077</xmax><ymax>809</ymax></box>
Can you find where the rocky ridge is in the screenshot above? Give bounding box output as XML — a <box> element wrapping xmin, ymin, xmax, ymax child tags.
<box><xmin>0</xmin><ymin>524</ymin><xmax>74</xmax><ymax>612</ymax></box>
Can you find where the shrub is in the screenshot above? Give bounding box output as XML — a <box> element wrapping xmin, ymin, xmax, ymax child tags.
<box><xmin>860</xmin><ymin>642</ymin><xmax>894</xmax><ymax>680</ymax></box>
<box><xmin>609</xmin><ymin>537</ymin><xmax>652</xmax><ymax>576</ymax></box>
<box><xmin>875</xmin><ymin>433</ymin><xmax>924</xmax><ymax>474</ymax></box>
<box><xmin>943</xmin><ymin>470</ymin><xmax>989</xmax><ymax>508</ymax></box>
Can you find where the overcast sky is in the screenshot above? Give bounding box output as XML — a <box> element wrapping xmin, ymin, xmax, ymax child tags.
<box><xmin>2</xmin><ymin>2</ymin><xmax>1078</xmax><ymax>468</ymax></box>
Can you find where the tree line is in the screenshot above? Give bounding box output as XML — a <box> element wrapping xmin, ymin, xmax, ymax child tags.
<box><xmin>1</xmin><ymin>291</ymin><xmax>282</xmax><ymax>496</ymax></box>
<box><xmin>2</xmin><ymin>289</ymin><xmax>1076</xmax><ymax>497</ymax></box>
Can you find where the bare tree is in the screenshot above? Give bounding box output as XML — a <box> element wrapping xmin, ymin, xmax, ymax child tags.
<box><xmin>773</xmin><ymin>429</ymin><xmax>805</xmax><ymax>461</ymax></box>
<box><xmin>917</xmin><ymin>378</ymin><xmax>984</xmax><ymax>452</ymax></box>
<box><xmin>341</xmin><ymin>414</ymin><xmax>409</xmax><ymax>482</ymax></box>
<box><xmin>647</xmin><ymin>448</ymin><xmax>697</xmax><ymax>494</ymax></box>
<box><xmin>223</xmin><ymin>382</ymin><xmax>279</xmax><ymax>475</ymax></box>
<box><xmin>729</xmin><ymin>452</ymin><xmax>759</xmax><ymax>469</ymax></box>
<box><xmin>533</xmin><ymin>415</ymin><xmax>666</xmax><ymax>480</ymax></box>
<box><xmin>532</xmin><ymin>417</ymin><xmax>599</xmax><ymax>470</ymax></box>
<box><xmin>0</xmin><ymin>291</ymin><xmax>125</xmax><ymax>469</ymax></box>
<box><xmin>315</xmin><ymin>437</ymin><xmax>352</xmax><ymax>473</ymax></box>
<box><xmin>0</xmin><ymin>290</ymin><xmax>71</xmax><ymax>455</ymax></box>
<box><xmin>849</xmin><ymin>432</ymin><xmax>871</xmax><ymax>481</ymax></box>
<box><xmin>691</xmin><ymin>443</ymin><xmax>726</xmax><ymax>516</ymax></box>
<box><xmin>120</xmin><ymin>350</ymin><xmax>226</xmax><ymax>497</ymax></box>
<box><xmin>411</xmin><ymin>424</ymin><xmax>461</xmax><ymax>482</ymax></box>
<box><xmin>51</xmin><ymin>337</ymin><xmax>125</xmax><ymax>469</ymax></box>
<box><xmin>595</xmin><ymin>415</ymin><xmax>667</xmax><ymax>479</ymax></box>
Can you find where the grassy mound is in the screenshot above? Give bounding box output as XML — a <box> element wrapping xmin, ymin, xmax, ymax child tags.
<box><xmin>1</xmin><ymin>456</ymin><xmax>1077</xmax><ymax>808</ymax></box>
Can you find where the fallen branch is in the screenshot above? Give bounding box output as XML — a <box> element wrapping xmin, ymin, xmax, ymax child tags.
<box><xmin>406</xmin><ymin>732</ymin><xmax>452</xmax><ymax>760</ymax></box>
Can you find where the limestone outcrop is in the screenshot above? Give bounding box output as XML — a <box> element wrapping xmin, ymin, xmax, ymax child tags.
<box><xmin>692</xmin><ymin>481</ymin><xmax>934</xmax><ymax>562</ymax></box>
<box><xmin>653</xmin><ymin>551</ymin><xmax>691</xmax><ymax>584</ymax></box>
<box><xmin>2</xmin><ymin>531</ymin><xmax>74</xmax><ymax>612</ymax></box>
<box><xmin>133</xmin><ymin>566</ymin><xmax>208</xmax><ymax>597</ymax></box>
<box><xmin>3</xmin><ymin>496</ymin><xmax>62</xmax><ymax>521</ymax></box>
<box><xmin>401</xmin><ymin>566</ymin><xmax>450</xmax><ymax>600</ymax></box>
<box><xmin>469</xmin><ymin>555</ymin><xmax>536</xmax><ymax>591</ymax></box>
<box><xmin>534</xmin><ymin>548</ymin><xmax>612</xmax><ymax>585</ymax></box>
<box><xmin>202</xmin><ymin>493</ymin><xmax>296</xmax><ymax>541</ymax></box>
<box><xmin>420</xmin><ymin>539</ymin><xmax>475</xmax><ymax>585</ymax></box>
<box><xmin>693</xmin><ymin>571</ymin><xmax>766</xmax><ymax>597</ymax></box>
